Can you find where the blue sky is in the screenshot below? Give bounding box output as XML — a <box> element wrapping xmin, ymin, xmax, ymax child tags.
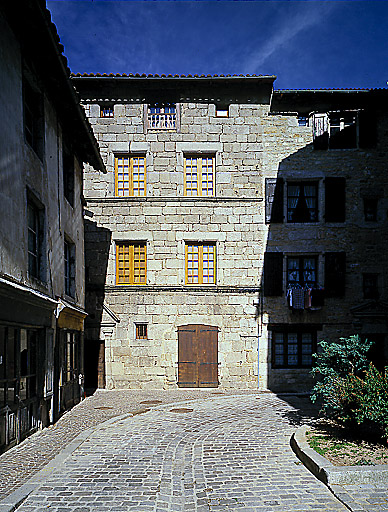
<box><xmin>47</xmin><ymin>0</ymin><xmax>388</xmax><ymax>90</ymax></box>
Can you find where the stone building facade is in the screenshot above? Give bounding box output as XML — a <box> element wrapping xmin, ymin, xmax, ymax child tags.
<box><xmin>0</xmin><ymin>1</ymin><xmax>105</xmax><ymax>452</ymax></box>
<box><xmin>73</xmin><ymin>74</ymin><xmax>388</xmax><ymax>392</ymax></box>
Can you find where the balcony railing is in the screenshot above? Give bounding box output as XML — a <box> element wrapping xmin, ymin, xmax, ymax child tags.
<box><xmin>148</xmin><ymin>112</ymin><xmax>176</xmax><ymax>130</ymax></box>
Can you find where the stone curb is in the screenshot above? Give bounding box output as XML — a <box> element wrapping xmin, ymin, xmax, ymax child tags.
<box><xmin>291</xmin><ymin>424</ymin><xmax>388</xmax><ymax>486</ymax></box>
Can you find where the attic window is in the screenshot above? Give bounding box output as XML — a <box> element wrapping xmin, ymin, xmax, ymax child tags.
<box><xmin>298</xmin><ymin>115</ymin><xmax>308</xmax><ymax>126</ymax></box>
<box><xmin>148</xmin><ymin>103</ymin><xmax>176</xmax><ymax>129</ymax></box>
<box><xmin>100</xmin><ymin>105</ymin><xmax>114</xmax><ymax>118</ymax></box>
<box><xmin>312</xmin><ymin>110</ymin><xmax>358</xmax><ymax>149</ymax></box>
<box><xmin>215</xmin><ymin>105</ymin><xmax>229</xmax><ymax>117</ymax></box>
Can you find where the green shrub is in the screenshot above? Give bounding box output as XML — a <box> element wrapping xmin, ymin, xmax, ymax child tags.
<box><xmin>311</xmin><ymin>335</ymin><xmax>388</xmax><ymax>441</ymax></box>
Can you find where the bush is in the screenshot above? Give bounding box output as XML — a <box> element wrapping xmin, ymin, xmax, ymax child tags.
<box><xmin>310</xmin><ymin>335</ymin><xmax>388</xmax><ymax>441</ymax></box>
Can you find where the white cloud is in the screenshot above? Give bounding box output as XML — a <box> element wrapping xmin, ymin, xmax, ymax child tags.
<box><xmin>241</xmin><ymin>2</ymin><xmax>339</xmax><ymax>75</ymax></box>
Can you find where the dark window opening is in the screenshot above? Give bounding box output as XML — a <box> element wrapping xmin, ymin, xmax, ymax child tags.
<box><xmin>287</xmin><ymin>256</ymin><xmax>317</xmax><ymax>288</ymax></box>
<box><xmin>287</xmin><ymin>182</ymin><xmax>318</xmax><ymax>223</ymax></box>
<box><xmin>63</xmin><ymin>141</ymin><xmax>75</xmax><ymax>207</ymax></box>
<box><xmin>364</xmin><ymin>198</ymin><xmax>378</xmax><ymax>222</ymax></box>
<box><xmin>313</xmin><ymin>110</ymin><xmax>363</xmax><ymax>150</ymax></box>
<box><xmin>272</xmin><ymin>327</ymin><xmax>317</xmax><ymax>368</ymax></box>
<box><xmin>19</xmin><ymin>330</ymin><xmax>37</xmax><ymax>401</ymax></box>
<box><xmin>64</xmin><ymin>238</ymin><xmax>76</xmax><ymax>298</ymax></box>
<box><xmin>298</xmin><ymin>115</ymin><xmax>308</xmax><ymax>126</ymax></box>
<box><xmin>100</xmin><ymin>104</ymin><xmax>114</xmax><ymax>118</ymax></box>
<box><xmin>63</xmin><ymin>331</ymin><xmax>79</xmax><ymax>383</ymax></box>
<box><xmin>363</xmin><ymin>273</ymin><xmax>379</xmax><ymax>300</ymax></box>
<box><xmin>27</xmin><ymin>197</ymin><xmax>44</xmax><ymax>281</ymax></box>
<box><xmin>215</xmin><ymin>105</ymin><xmax>229</xmax><ymax>118</ymax></box>
<box><xmin>23</xmin><ymin>78</ymin><xmax>44</xmax><ymax>159</ymax></box>
<box><xmin>136</xmin><ymin>324</ymin><xmax>148</xmax><ymax>339</ymax></box>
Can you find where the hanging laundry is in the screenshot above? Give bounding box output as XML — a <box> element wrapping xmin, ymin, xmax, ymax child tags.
<box><xmin>292</xmin><ymin>288</ymin><xmax>305</xmax><ymax>309</ymax></box>
<box><xmin>304</xmin><ymin>288</ymin><xmax>312</xmax><ymax>309</ymax></box>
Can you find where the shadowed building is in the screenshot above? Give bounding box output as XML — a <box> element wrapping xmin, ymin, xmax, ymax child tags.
<box><xmin>0</xmin><ymin>0</ymin><xmax>105</xmax><ymax>452</ymax></box>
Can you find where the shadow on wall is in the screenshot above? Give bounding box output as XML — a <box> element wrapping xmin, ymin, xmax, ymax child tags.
<box><xmin>259</xmin><ymin>127</ymin><xmax>387</xmax><ymax>393</ymax></box>
<box><xmin>84</xmin><ymin>218</ymin><xmax>112</xmax><ymax>392</ymax></box>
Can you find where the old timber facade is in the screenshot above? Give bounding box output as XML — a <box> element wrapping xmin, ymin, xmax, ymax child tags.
<box><xmin>73</xmin><ymin>75</ymin><xmax>388</xmax><ymax>392</ymax></box>
<box><xmin>0</xmin><ymin>1</ymin><xmax>105</xmax><ymax>452</ymax></box>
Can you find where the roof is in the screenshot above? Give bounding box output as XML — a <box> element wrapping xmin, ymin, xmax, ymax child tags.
<box><xmin>72</xmin><ymin>73</ymin><xmax>276</xmax><ymax>80</ymax></box>
<box><xmin>1</xmin><ymin>0</ymin><xmax>106</xmax><ymax>173</ymax></box>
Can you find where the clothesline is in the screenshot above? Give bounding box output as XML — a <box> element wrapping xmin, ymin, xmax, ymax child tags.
<box><xmin>287</xmin><ymin>286</ymin><xmax>325</xmax><ymax>309</ymax></box>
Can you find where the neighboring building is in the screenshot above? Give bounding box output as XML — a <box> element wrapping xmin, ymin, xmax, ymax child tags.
<box><xmin>0</xmin><ymin>1</ymin><xmax>105</xmax><ymax>452</ymax></box>
<box><xmin>73</xmin><ymin>74</ymin><xmax>388</xmax><ymax>392</ymax></box>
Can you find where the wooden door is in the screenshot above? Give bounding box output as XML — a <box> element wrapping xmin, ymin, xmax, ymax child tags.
<box><xmin>178</xmin><ymin>325</ymin><xmax>218</xmax><ymax>388</ymax></box>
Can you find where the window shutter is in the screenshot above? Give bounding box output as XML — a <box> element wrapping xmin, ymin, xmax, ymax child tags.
<box><xmin>265</xmin><ymin>178</ymin><xmax>283</xmax><ymax>223</ymax></box>
<box><xmin>264</xmin><ymin>252</ymin><xmax>283</xmax><ymax>297</ymax></box>
<box><xmin>312</xmin><ymin>113</ymin><xmax>329</xmax><ymax>150</ymax></box>
<box><xmin>325</xmin><ymin>177</ymin><xmax>345</xmax><ymax>222</ymax></box>
<box><xmin>325</xmin><ymin>252</ymin><xmax>346</xmax><ymax>297</ymax></box>
<box><xmin>359</xmin><ymin>110</ymin><xmax>377</xmax><ymax>148</ymax></box>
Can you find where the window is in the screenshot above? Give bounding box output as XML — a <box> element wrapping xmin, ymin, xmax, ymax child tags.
<box><xmin>363</xmin><ymin>273</ymin><xmax>379</xmax><ymax>300</ymax></box>
<box><xmin>63</xmin><ymin>141</ymin><xmax>75</xmax><ymax>206</ymax></box>
<box><xmin>312</xmin><ymin>110</ymin><xmax>360</xmax><ymax>150</ymax></box>
<box><xmin>287</xmin><ymin>256</ymin><xmax>317</xmax><ymax>288</ymax></box>
<box><xmin>19</xmin><ymin>329</ymin><xmax>37</xmax><ymax>400</ymax></box>
<box><xmin>27</xmin><ymin>198</ymin><xmax>44</xmax><ymax>280</ymax></box>
<box><xmin>184</xmin><ymin>156</ymin><xmax>215</xmax><ymax>196</ymax></box>
<box><xmin>64</xmin><ymin>238</ymin><xmax>75</xmax><ymax>297</ymax></box>
<box><xmin>100</xmin><ymin>104</ymin><xmax>114</xmax><ymax>118</ymax></box>
<box><xmin>23</xmin><ymin>77</ymin><xmax>44</xmax><ymax>159</ymax></box>
<box><xmin>63</xmin><ymin>331</ymin><xmax>79</xmax><ymax>383</ymax></box>
<box><xmin>272</xmin><ymin>327</ymin><xmax>317</xmax><ymax>368</ymax></box>
<box><xmin>185</xmin><ymin>243</ymin><xmax>216</xmax><ymax>285</ymax></box>
<box><xmin>116</xmin><ymin>242</ymin><xmax>146</xmax><ymax>285</ymax></box>
<box><xmin>115</xmin><ymin>155</ymin><xmax>146</xmax><ymax>197</ymax></box>
<box><xmin>215</xmin><ymin>105</ymin><xmax>229</xmax><ymax>118</ymax></box>
<box><xmin>298</xmin><ymin>115</ymin><xmax>308</xmax><ymax>126</ymax></box>
<box><xmin>364</xmin><ymin>198</ymin><xmax>378</xmax><ymax>222</ymax></box>
<box><xmin>136</xmin><ymin>323</ymin><xmax>148</xmax><ymax>340</ymax></box>
<box><xmin>147</xmin><ymin>103</ymin><xmax>176</xmax><ymax>130</ymax></box>
<box><xmin>287</xmin><ymin>182</ymin><xmax>318</xmax><ymax>223</ymax></box>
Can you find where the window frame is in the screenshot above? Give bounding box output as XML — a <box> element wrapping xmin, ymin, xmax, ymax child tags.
<box><xmin>363</xmin><ymin>198</ymin><xmax>378</xmax><ymax>222</ymax></box>
<box><xmin>147</xmin><ymin>103</ymin><xmax>176</xmax><ymax>130</ymax></box>
<box><xmin>185</xmin><ymin>242</ymin><xmax>216</xmax><ymax>285</ymax></box>
<box><xmin>135</xmin><ymin>323</ymin><xmax>148</xmax><ymax>340</ymax></box>
<box><xmin>116</xmin><ymin>242</ymin><xmax>147</xmax><ymax>285</ymax></box>
<box><xmin>184</xmin><ymin>155</ymin><xmax>215</xmax><ymax>197</ymax></box>
<box><xmin>27</xmin><ymin>195</ymin><xmax>45</xmax><ymax>281</ymax></box>
<box><xmin>271</xmin><ymin>326</ymin><xmax>317</xmax><ymax>369</ymax></box>
<box><xmin>287</xmin><ymin>181</ymin><xmax>318</xmax><ymax>223</ymax></box>
<box><xmin>363</xmin><ymin>273</ymin><xmax>379</xmax><ymax>300</ymax></box>
<box><xmin>23</xmin><ymin>75</ymin><xmax>44</xmax><ymax>160</ymax></box>
<box><xmin>115</xmin><ymin>154</ymin><xmax>146</xmax><ymax>197</ymax></box>
<box><xmin>287</xmin><ymin>255</ymin><xmax>318</xmax><ymax>288</ymax></box>
<box><xmin>100</xmin><ymin>104</ymin><xmax>114</xmax><ymax>118</ymax></box>
<box><xmin>215</xmin><ymin>105</ymin><xmax>229</xmax><ymax>118</ymax></box>
<box><xmin>64</xmin><ymin>237</ymin><xmax>76</xmax><ymax>298</ymax></box>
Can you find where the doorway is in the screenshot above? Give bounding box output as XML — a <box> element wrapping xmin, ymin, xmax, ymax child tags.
<box><xmin>177</xmin><ymin>324</ymin><xmax>219</xmax><ymax>388</ymax></box>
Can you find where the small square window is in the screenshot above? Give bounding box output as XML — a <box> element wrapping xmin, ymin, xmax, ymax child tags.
<box><xmin>298</xmin><ymin>116</ymin><xmax>308</xmax><ymax>126</ymax></box>
<box><xmin>136</xmin><ymin>324</ymin><xmax>148</xmax><ymax>339</ymax></box>
<box><xmin>363</xmin><ymin>198</ymin><xmax>377</xmax><ymax>222</ymax></box>
<box><xmin>100</xmin><ymin>105</ymin><xmax>114</xmax><ymax>118</ymax></box>
<box><xmin>215</xmin><ymin>105</ymin><xmax>229</xmax><ymax>118</ymax></box>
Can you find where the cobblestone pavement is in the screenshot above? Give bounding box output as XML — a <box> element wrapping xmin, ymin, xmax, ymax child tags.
<box><xmin>2</xmin><ymin>392</ymin><xmax>350</xmax><ymax>512</ymax></box>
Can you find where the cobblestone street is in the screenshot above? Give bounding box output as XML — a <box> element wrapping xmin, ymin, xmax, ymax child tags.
<box><xmin>0</xmin><ymin>391</ymin><xmax>350</xmax><ymax>512</ymax></box>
